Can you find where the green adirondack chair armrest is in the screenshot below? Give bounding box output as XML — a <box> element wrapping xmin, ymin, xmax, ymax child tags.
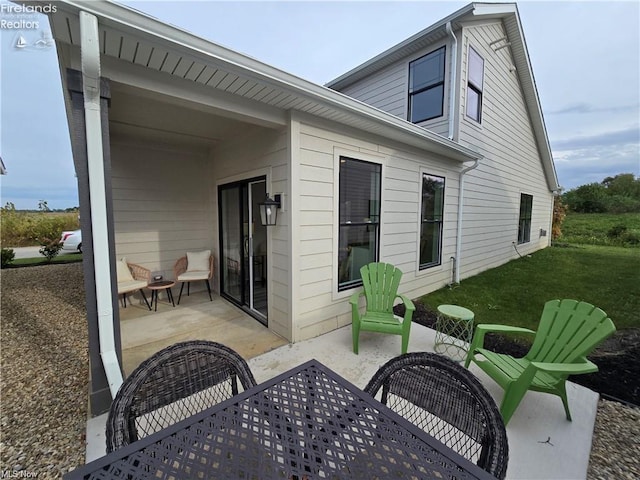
<box><xmin>466</xmin><ymin>325</ymin><xmax>536</xmax><ymax>368</ymax></box>
<box><xmin>396</xmin><ymin>294</ymin><xmax>415</xmax><ymax>320</ymax></box>
<box><xmin>530</xmin><ymin>358</ymin><xmax>598</xmax><ymax>375</ymax></box>
<box><xmin>350</xmin><ymin>291</ymin><xmax>365</xmax><ymax>321</ymax></box>
<box><xmin>350</xmin><ymin>292</ymin><xmax>414</xmax><ymax>322</ymax></box>
<box><xmin>476</xmin><ymin>324</ymin><xmax>536</xmax><ymax>335</ymax></box>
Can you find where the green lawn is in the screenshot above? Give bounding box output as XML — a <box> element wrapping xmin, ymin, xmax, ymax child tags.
<box><xmin>419</xmin><ymin>245</ymin><xmax>639</xmax><ymax>332</ymax></box>
<box><xmin>8</xmin><ymin>253</ymin><xmax>83</xmax><ymax>267</ymax></box>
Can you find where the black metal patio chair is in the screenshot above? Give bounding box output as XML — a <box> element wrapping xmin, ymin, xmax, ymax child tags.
<box><xmin>106</xmin><ymin>340</ymin><xmax>257</xmax><ymax>452</ymax></box>
<box><xmin>364</xmin><ymin>352</ymin><xmax>509</xmax><ymax>479</ymax></box>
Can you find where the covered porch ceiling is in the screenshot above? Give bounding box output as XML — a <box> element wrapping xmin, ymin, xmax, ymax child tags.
<box><xmin>108</xmin><ymin>83</ymin><xmax>269</xmax><ymax>149</ymax></box>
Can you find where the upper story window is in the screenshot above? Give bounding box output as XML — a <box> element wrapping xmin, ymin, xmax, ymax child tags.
<box><xmin>338</xmin><ymin>157</ymin><xmax>381</xmax><ymax>291</ymax></box>
<box><xmin>408</xmin><ymin>47</ymin><xmax>446</xmax><ymax>123</ymax></box>
<box><xmin>466</xmin><ymin>46</ymin><xmax>484</xmax><ymax>123</ymax></box>
<box><xmin>517</xmin><ymin>194</ymin><xmax>533</xmax><ymax>244</ymax></box>
<box><xmin>420</xmin><ymin>174</ymin><xmax>445</xmax><ymax>269</ymax></box>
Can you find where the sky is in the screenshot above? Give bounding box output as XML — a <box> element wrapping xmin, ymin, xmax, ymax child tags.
<box><xmin>0</xmin><ymin>0</ymin><xmax>638</xmax><ymax>210</ymax></box>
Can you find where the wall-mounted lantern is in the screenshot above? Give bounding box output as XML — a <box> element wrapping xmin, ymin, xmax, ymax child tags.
<box><xmin>258</xmin><ymin>193</ymin><xmax>281</xmax><ymax>226</ymax></box>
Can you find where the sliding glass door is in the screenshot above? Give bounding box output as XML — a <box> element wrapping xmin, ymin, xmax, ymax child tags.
<box><xmin>219</xmin><ymin>178</ymin><xmax>268</xmax><ymax>324</ymax></box>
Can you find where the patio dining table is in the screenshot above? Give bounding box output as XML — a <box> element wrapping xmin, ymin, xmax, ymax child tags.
<box><xmin>65</xmin><ymin>359</ymin><xmax>496</xmax><ymax>479</ymax></box>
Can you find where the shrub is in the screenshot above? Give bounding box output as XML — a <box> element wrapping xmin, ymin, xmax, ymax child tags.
<box><xmin>604</xmin><ymin>195</ymin><xmax>640</xmax><ymax>214</ymax></box>
<box><xmin>563</xmin><ymin>183</ymin><xmax>608</xmax><ymax>213</ymax></box>
<box><xmin>39</xmin><ymin>238</ymin><xmax>63</xmax><ymax>262</ymax></box>
<box><xmin>552</xmin><ymin>196</ymin><xmax>567</xmax><ymax>240</ymax></box>
<box><xmin>1</xmin><ymin>248</ymin><xmax>15</xmax><ymax>268</ymax></box>
<box><xmin>607</xmin><ymin>224</ymin><xmax>628</xmax><ymax>239</ymax></box>
<box><xmin>621</xmin><ymin>231</ymin><xmax>640</xmax><ymax>246</ymax></box>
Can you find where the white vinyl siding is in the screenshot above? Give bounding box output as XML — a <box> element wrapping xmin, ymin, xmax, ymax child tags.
<box><xmin>111</xmin><ymin>138</ymin><xmax>213</xmax><ymax>278</ymax></box>
<box><xmin>334</xmin><ymin>40</ymin><xmax>452</xmax><ymax>137</ymax></box>
<box><xmin>293</xmin><ymin>121</ymin><xmax>461</xmax><ymax>342</ymax></box>
<box><xmin>340</xmin><ymin>63</ymin><xmax>406</xmax><ymax>118</ymax></box>
<box><xmin>456</xmin><ymin>22</ymin><xmax>553</xmax><ymax>278</ymax></box>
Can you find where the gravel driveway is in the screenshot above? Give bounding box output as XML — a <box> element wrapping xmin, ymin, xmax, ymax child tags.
<box><xmin>1</xmin><ymin>263</ymin><xmax>638</xmax><ymax>478</ymax></box>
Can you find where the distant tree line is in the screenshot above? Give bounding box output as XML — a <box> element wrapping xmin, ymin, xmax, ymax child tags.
<box><xmin>562</xmin><ymin>173</ymin><xmax>640</xmax><ymax>213</ymax></box>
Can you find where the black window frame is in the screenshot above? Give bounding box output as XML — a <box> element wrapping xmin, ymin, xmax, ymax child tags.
<box><xmin>408</xmin><ymin>46</ymin><xmax>446</xmax><ymax>123</ymax></box>
<box><xmin>338</xmin><ymin>157</ymin><xmax>382</xmax><ymax>292</ymax></box>
<box><xmin>517</xmin><ymin>193</ymin><xmax>533</xmax><ymax>244</ymax></box>
<box><xmin>466</xmin><ymin>46</ymin><xmax>484</xmax><ymax>123</ymax></box>
<box><xmin>419</xmin><ymin>173</ymin><xmax>445</xmax><ymax>270</ymax></box>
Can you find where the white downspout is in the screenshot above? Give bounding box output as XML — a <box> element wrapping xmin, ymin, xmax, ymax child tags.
<box><xmin>455</xmin><ymin>159</ymin><xmax>480</xmax><ymax>284</ymax></box>
<box><xmin>446</xmin><ymin>20</ymin><xmax>477</xmax><ymax>283</ymax></box>
<box><xmin>446</xmin><ymin>21</ymin><xmax>457</xmax><ymax>140</ymax></box>
<box><xmin>79</xmin><ymin>11</ymin><xmax>123</xmax><ymax>397</ymax></box>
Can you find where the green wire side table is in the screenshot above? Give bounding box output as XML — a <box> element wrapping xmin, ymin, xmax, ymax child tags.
<box><xmin>434</xmin><ymin>304</ymin><xmax>475</xmax><ymax>362</ymax></box>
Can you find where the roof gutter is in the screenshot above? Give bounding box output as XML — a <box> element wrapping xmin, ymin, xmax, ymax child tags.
<box><xmin>79</xmin><ymin>10</ymin><xmax>123</xmax><ymax>398</ymax></box>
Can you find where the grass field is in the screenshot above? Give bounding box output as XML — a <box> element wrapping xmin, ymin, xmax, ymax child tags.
<box><xmin>560</xmin><ymin>212</ymin><xmax>640</xmax><ymax>246</ymax></box>
<box><xmin>1</xmin><ymin>210</ymin><xmax>79</xmax><ymax>247</ymax></box>
<box><xmin>419</xmin><ymin>245</ymin><xmax>639</xmax><ymax>332</ymax></box>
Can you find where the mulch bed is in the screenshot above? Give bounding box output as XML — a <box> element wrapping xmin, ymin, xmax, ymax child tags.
<box><xmin>397</xmin><ymin>302</ymin><xmax>639</xmax><ymax>407</ymax></box>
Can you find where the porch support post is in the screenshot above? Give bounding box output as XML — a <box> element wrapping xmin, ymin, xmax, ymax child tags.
<box><xmin>66</xmin><ymin>65</ymin><xmax>122</xmax><ymax>416</ymax></box>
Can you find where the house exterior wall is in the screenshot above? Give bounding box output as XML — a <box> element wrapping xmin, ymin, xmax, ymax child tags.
<box><xmin>210</xmin><ymin>127</ymin><xmax>291</xmax><ymax>340</ymax></box>
<box><xmin>330</xmin><ymin>20</ymin><xmax>554</xmax><ymax>283</ymax></box>
<box><xmin>337</xmin><ymin>37</ymin><xmax>452</xmax><ymax>137</ymax></box>
<box><xmin>456</xmin><ymin>21</ymin><xmax>553</xmax><ymax>277</ymax></box>
<box><xmin>110</xmin><ymin>137</ymin><xmax>214</xmax><ymax>280</ymax></box>
<box><xmin>292</xmin><ymin>118</ymin><xmax>463</xmax><ymax>342</ymax></box>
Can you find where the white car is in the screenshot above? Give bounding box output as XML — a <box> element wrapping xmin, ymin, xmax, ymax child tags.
<box><xmin>60</xmin><ymin>229</ymin><xmax>82</xmax><ymax>253</ymax></box>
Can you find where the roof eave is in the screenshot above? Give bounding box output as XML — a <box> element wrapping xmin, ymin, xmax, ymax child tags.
<box><xmin>32</xmin><ymin>0</ymin><xmax>481</xmax><ymax>164</ymax></box>
<box><xmin>495</xmin><ymin>5</ymin><xmax>559</xmax><ymax>191</ymax></box>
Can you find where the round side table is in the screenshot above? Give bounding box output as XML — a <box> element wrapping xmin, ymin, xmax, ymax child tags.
<box><xmin>434</xmin><ymin>304</ymin><xmax>475</xmax><ymax>362</ymax></box>
<box><xmin>148</xmin><ymin>280</ymin><xmax>176</xmax><ymax>312</ymax></box>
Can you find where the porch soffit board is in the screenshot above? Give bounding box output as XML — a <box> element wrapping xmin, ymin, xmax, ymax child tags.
<box><xmin>40</xmin><ymin>0</ymin><xmax>481</xmax><ymax>164</ymax></box>
<box><xmin>99</xmin><ymin>53</ymin><xmax>288</xmax><ymax>129</ymax></box>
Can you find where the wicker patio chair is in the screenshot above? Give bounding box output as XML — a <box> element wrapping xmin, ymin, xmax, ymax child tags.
<box><xmin>106</xmin><ymin>340</ymin><xmax>257</xmax><ymax>452</ymax></box>
<box><xmin>364</xmin><ymin>352</ymin><xmax>509</xmax><ymax>479</ymax></box>
<box><xmin>116</xmin><ymin>258</ymin><xmax>151</xmax><ymax>310</ymax></box>
<box><xmin>173</xmin><ymin>251</ymin><xmax>214</xmax><ymax>304</ymax></box>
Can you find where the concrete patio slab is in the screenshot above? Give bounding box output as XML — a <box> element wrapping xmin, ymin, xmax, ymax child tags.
<box><xmin>119</xmin><ymin>293</ymin><xmax>287</xmax><ymax>375</ymax></box>
<box><xmin>86</xmin><ymin>323</ymin><xmax>598</xmax><ymax>479</ymax></box>
<box><xmin>249</xmin><ymin>325</ymin><xmax>598</xmax><ymax>480</ymax></box>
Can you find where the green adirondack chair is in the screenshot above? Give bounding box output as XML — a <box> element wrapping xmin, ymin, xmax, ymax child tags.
<box><xmin>350</xmin><ymin>262</ymin><xmax>415</xmax><ymax>355</ymax></box>
<box><xmin>464</xmin><ymin>299</ymin><xmax>615</xmax><ymax>425</ymax></box>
